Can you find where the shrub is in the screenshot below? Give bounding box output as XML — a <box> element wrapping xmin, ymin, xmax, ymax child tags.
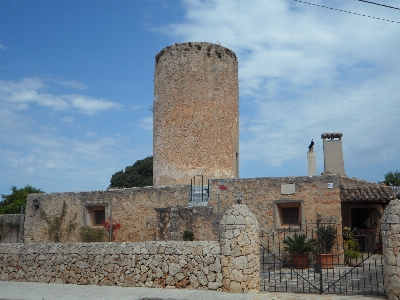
<box><xmin>344</xmin><ymin>238</ymin><xmax>360</xmax><ymax>252</ymax></box>
<box><xmin>343</xmin><ymin>226</ymin><xmax>357</xmax><ymax>241</ymax></box>
<box><xmin>343</xmin><ymin>226</ymin><xmax>361</xmax><ymax>263</ymax></box>
<box><xmin>317</xmin><ymin>225</ymin><xmax>337</xmax><ymax>254</ymax></box>
<box><xmin>102</xmin><ymin>217</ymin><xmax>122</xmax><ymax>241</ymax></box>
<box><xmin>79</xmin><ymin>226</ymin><xmax>106</xmax><ymax>242</ymax></box>
<box><xmin>283</xmin><ymin>233</ymin><xmax>317</xmax><ymax>255</ymax></box>
<box><xmin>345</xmin><ymin>249</ymin><xmax>362</xmax><ymax>263</ymax></box>
<box><xmin>183</xmin><ymin>230</ymin><xmax>194</xmax><ymax>241</ymax></box>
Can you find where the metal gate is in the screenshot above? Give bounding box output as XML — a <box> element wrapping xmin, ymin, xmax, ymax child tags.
<box><xmin>188</xmin><ymin>175</ymin><xmax>209</xmax><ymax>206</ymax></box>
<box><xmin>260</xmin><ymin>223</ymin><xmax>385</xmax><ymax>296</ymax></box>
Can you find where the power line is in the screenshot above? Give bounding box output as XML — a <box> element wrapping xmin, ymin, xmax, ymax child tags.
<box><xmin>293</xmin><ymin>0</ymin><xmax>400</xmax><ymax>24</ymax></box>
<box><xmin>358</xmin><ymin>0</ymin><xmax>400</xmax><ymax>11</ymax></box>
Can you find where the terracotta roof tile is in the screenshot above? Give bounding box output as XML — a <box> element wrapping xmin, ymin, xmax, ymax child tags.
<box><xmin>340</xmin><ymin>186</ymin><xmax>395</xmax><ymax>202</ymax></box>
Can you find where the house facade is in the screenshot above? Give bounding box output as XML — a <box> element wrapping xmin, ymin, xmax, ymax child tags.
<box><xmin>23</xmin><ymin>174</ymin><xmax>395</xmax><ymax>246</ymax></box>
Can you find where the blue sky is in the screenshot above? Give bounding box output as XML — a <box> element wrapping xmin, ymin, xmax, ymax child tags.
<box><xmin>1</xmin><ymin>0</ymin><xmax>399</xmax><ymax>196</ymax></box>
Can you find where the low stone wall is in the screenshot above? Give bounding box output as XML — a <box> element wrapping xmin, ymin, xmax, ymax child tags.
<box><xmin>0</xmin><ymin>241</ymin><xmax>222</xmax><ymax>290</ymax></box>
<box><xmin>0</xmin><ymin>204</ymin><xmax>260</xmax><ymax>293</ymax></box>
<box><xmin>381</xmin><ymin>199</ymin><xmax>400</xmax><ymax>300</ymax></box>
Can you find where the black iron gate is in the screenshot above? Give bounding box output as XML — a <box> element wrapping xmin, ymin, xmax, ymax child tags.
<box><xmin>260</xmin><ymin>223</ymin><xmax>385</xmax><ymax>296</ymax></box>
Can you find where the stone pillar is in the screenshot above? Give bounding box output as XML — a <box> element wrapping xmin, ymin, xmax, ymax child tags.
<box><xmin>307</xmin><ymin>149</ymin><xmax>316</xmax><ymax>176</ymax></box>
<box><xmin>220</xmin><ymin>204</ymin><xmax>259</xmax><ymax>293</ymax></box>
<box><xmin>381</xmin><ymin>199</ymin><xmax>400</xmax><ymax>300</ymax></box>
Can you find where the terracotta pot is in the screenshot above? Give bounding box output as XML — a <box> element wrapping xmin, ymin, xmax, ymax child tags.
<box><xmin>318</xmin><ymin>253</ymin><xmax>333</xmax><ymax>269</ymax></box>
<box><xmin>292</xmin><ymin>254</ymin><xmax>309</xmax><ymax>269</ymax></box>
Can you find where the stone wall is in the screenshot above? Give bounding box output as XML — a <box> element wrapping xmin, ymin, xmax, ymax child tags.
<box><xmin>208</xmin><ymin>174</ymin><xmax>343</xmax><ymax>233</ymax></box>
<box><xmin>0</xmin><ymin>204</ymin><xmax>260</xmax><ymax>293</ymax></box>
<box><xmin>381</xmin><ymin>199</ymin><xmax>400</xmax><ymax>300</ymax></box>
<box><xmin>0</xmin><ymin>214</ymin><xmax>23</xmax><ymax>243</ymax></box>
<box><xmin>155</xmin><ymin>206</ymin><xmax>218</xmax><ymax>241</ymax></box>
<box><xmin>24</xmin><ymin>175</ymin><xmax>347</xmax><ymax>243</ymax></box>
<box><xmin>24</xmin><ymin>185</ymin><xmax>190</xmax><ymax>243</ymax></box>
<box><xmin>0</xmin><ymin>241</ymin><xmax>222</xmax><ymax>290</ymax></box>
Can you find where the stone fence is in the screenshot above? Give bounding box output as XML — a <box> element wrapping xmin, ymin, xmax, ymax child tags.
<box><xmin>0</xmin><ymin>241</ymin><xmax>222</xmax><ymax>289</ymax></box>
<box><xmin>381</xmin><ymin>199</ymin><xmax>400</xmax><ymax>300</ymax></box>
<box><xmin>0</xmin><ymin>205</ymin><xmax>259</xmax><ymax>293</ymax></box>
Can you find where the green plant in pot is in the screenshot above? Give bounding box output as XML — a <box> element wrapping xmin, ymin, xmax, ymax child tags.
<box><xmin>343</xmin><ymin>227</ymin><xmax>362</xmax><ymax>265</ymax></box>
<box><xmin>283</xmin><ymin>232</ymin><xmax>317</xmax><ymax>269</ymax></box>
<box><xmin>317</xmin><ymin>225</ymin><xmax>337</xmax><ymax>269</ymax></box>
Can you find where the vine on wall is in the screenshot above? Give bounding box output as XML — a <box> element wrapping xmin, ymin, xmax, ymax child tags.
<box><xmin>39</xmin><ymin>201</ymin><xmax>77</xmax><ymax>242</ymax></box>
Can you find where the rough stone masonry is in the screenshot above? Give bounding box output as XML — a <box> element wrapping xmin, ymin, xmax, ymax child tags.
<box><xmin>381</xmin><ymin>199</ymin><xmax>400</xmax><ymax>300</ymax></box>
<box><xmin>153</xmin><ymin>42</ymin><xmax>239</xmax><ymax>186</ymax></box>
<box><xmin>220</xmin><ymin>204</ymin><xmax>260</xmax><ymax>293</ymax></box>
<box><xmin>0</xmin><ymin>204</ymin><xmax>260</xmax><ymax>293</ymax></box>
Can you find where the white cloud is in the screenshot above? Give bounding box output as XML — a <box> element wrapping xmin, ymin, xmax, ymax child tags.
<box><xmin>139</xmin><ymin>117</ymin><xmax>153</xmax><ymax>130</ymax></box>
<box><xmin>0</xmin><ymin>44</ymin><xmax>5</xmax><ymax>50</ymax></box>
<box><xmin>61</xmin><ymin>116</ymin><xmax>74</xmax><ymax>123</ymax></box>
<box><xmin>57</xmin><ymin>80</ymin><xmax>87</xmax><ymax>90</ymax></box>
<box><xmin>66</xmin><ymin>95</ymin><xmax>121</xmax><ymax>114</ymax></box>
<box><xmin>0</xmin><ymin>77</ymin><xmax>121</xmax><ymax>114</ymax></box>
<box><xmin>160</xmin><ymin>0</ymin><xmax>400</xmax><ymax>179</ymax></box>
<box><xmin>85</xmin><ymin>131</ymin><xmax>97</xmax><ymax>137</ymax></box>
<box><xmin>0</xmin><ymin>131</ymin><xmax>125</xmax><ymax>191</ymax></box>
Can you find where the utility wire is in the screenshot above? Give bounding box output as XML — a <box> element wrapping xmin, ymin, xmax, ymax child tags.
<box><xmin>293</xmin><ymin>0</ymin><xmax>400</xmax><ymax>24</ymax></box>
<box><xmin>358</xmin><ymin>0</ymin><xmax>400</xmax><ymax>11</ymax></box>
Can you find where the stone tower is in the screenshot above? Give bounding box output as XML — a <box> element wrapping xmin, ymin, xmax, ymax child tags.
<box><xmin>153</xmin><ymin>42</ymin><xmax>239</xmax><ymax>186</ymax></box>
<box><xmin>321</xmin><ymin>132</ymin><xmax>345</xmax><ymax>175</ymax></box>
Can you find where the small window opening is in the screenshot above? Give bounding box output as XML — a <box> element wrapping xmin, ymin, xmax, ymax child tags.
<box><xmin>94</xmin><ymin>209</ymin><xmax>105</xmax><ymax>226</ymax></box>
<box><xmin>274</xmin><ymin>201</ymin><xmax>302</xmax><ymax>230</ymax></box>
<box><xmin>281</xmin><ymin>207</ymin><xmax>299</xmax><ymax>225</ymax></box>
<box><xmin>86</xmin><ymin>206</ymin><xmax>105</xmax><ymax>226</ymax></box>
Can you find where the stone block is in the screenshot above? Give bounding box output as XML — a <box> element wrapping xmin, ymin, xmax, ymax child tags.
<box><xmin>229</xmin><ymin>281</ymin><xmax>242</xmax><ymax>293</ymax></box>
<box><xmin>281</xmin><ymin>184</ymin><xmax>296</xmax><ymax>194</ymax></box>
<box><xmin>232</xmin><ymin>256</ymin><xmax>247</xmax><ymax>270</ymax></box>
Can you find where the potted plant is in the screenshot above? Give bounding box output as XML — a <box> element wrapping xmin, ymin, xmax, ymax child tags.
<box><xmin>343</xmin><ymin>227</ymin><xmax>362</xmax><ymax>266</ymax></box>
<box><xmin>317</xmin><ymin>225</ymin><xmax>337</xmax><ymax>269</ymax></box>
<box><xmin>283</xmin><ymin>232</ymin><xmax>317</xmax><ymax>269</ymax></box>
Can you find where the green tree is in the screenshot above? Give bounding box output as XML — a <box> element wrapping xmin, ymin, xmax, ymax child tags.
<box><xmin>109</xmin><ymin>156</ymin><xmax>153</xmax><ymax>188</ymax></box>
<box><xmin>0</xmin><ymin>185</ymin><xmax>44</xmax><ymax>214</ymax></box>
<box><xmin>381</xmin><ymin>171</ymin><xmax>400</xmax><ymax>186</ymax></box>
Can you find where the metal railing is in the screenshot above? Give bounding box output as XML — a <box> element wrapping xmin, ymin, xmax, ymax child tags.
<box><xmin>188</xmin><ymin>175</ymin><xmax>209</xmax><ymax>206</ymax></box>
<box><xmin>259</xmin><ymin>223</ymin><xmax>385</xmax><ymax>296</ymax></box>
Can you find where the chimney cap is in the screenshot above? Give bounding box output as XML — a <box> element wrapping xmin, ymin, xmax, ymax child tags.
<box><xmin>321</xmin><ymin>133</ymin><xmax>343</xmax><ymax>140</ymax></box>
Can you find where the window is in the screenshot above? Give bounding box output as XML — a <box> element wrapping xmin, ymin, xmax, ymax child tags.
<box><xmin>281</xmin><ymin>207</ymin><xmax>299</xmax><ymax>225</ymax></box>
<box><xmin>86</xmin><ymin>206</ymin><xmax>105</xmax><ymax>226</ymax></box>
<box><xmin>94</xmin><ymin>209</ymin><xmax>105</xmax><ymax>226</ymax></box>
<box><xmin>274</xmin><ymin>200</ymin><xmax>303</xmax><ymax>230</ymax></box>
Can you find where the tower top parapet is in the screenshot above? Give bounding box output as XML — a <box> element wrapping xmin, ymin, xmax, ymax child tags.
<box><xmin>155</xmin><ymin>42</ymin><xmax>237</xmax><ymax>65</ymax></box>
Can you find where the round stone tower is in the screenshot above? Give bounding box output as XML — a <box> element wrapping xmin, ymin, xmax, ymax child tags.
<box><xmin>153</xmin><ymin>42</ymin><xmax>239</xmax><ymax>186</ymax></box>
